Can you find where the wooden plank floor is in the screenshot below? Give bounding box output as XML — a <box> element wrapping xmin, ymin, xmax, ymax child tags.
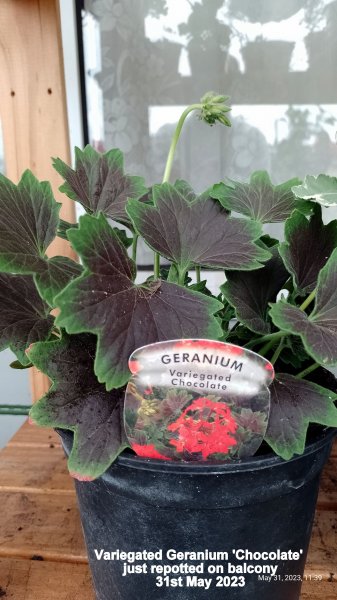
<box><xmin>0</xmin><ymin>421</ymin><xmax>336</xmax><ymax>599</ymax></box>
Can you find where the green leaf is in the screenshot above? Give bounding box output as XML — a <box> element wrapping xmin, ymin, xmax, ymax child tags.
<box><xmin>34</xmin><ymin>257</ymin><xmax>82</xmax><ymax>307</ymax></box>
<box><xmin>227</xmin><ymin>324</ymin><xmax>258</xmax><ymax>345</ymax></box>
<box><xmin>279</xmin><ymin>206</ymin><xmax>337</xmax><ymax>294</ymax></box>
<box><xmin>258</xmin><ymin>234</ymin><xmax>280</xmax><ymax>248</ymax></box>
<box><xmin>0</xmin><ymin>273</ymin><xmax>53</xmax><ymax>364</ymax></box>
<box><xmin>29</xmin><ymin>334</ymin><xmax>128</xmax><ymax>481</ymax></box>
<box><xmin>53</xmin><ymin>145</ymin><xmax>148</xmax><ymax>226</ymax></box>
<box><xmin>0</xmin><ymin>170</ymin><xmax>60</xmax><ymax>273</ymax></box>
<box><xmin>211</xmin><ymin>171</ymin><xmax>302</xmax><ymax>223</ymax></box>
<box><xmin>127</xmin><ymin>182</ymin><xmax>271</xmax><ymax>274</ymax></box>
<box><xmin>188</xmin><ymin>279</ymin><xmax>213</xmax><ymax>297</ymax></box>
<box><xmin>270</xmin><ymin>249</ymin><xmax>337</xmax><ymax>366</ymax></box>
<box><xmin>265</xmin><ymin>374</ymin><xmax>337</xmax><ymax>459</ymax></box>
<box><xmin>112</xmin><ymin>228</ymin><xmax>133</xmax><ymax>249</ymax></box>
<box><xmin>10</xmin><ymin>360</ymin><xmax>33</xmax><ymax>369</ymax></box>
<box><xmin>55</xmin><ymin>214</ymin><xmax>223</xmax><ymax>389</ymax></box>
<box><xmin>59</xmin><ymin>219</ymin><xmax>132</xmax><ymax>249</ymax></box>
<box><xmin>292</xmin><ymin>174</ymin><xmax>337</xmax><ymax>206</ymax></box>
<box><xmin>222</xmin><ymin>247</ymin><xmax>289</xmax><ymax>334</ymax></box>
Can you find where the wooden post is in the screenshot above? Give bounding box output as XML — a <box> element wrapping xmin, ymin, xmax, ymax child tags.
<box><xmin>0</xmin><ymin>0</ymin><xmax>78</xmax><ymax>400</ymax></box>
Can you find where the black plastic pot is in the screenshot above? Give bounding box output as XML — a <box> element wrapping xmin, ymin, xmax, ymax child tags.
<box><xmin>60</xmin><ymin>428</ymin><xmax>335</xmax><ymax>600</ymax></box>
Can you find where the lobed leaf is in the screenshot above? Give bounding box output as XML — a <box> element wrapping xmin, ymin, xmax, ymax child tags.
<box><xmin>292</xmin><ymin>174</ymin><xmax>337</xmax><ymax>206</ymax></box>
<box><xmin>0</xmin><ymin>170</ymin><xmax>60</xmax><ymax>273</ymax></box>
<box><xmin>280</xmin><ymin>336</ymin><xmax>310</xmax><ymax>370</ymax></box>
<box><xmin>57</xmin><ymin>219</ymin><xmax>78</xmax><ymax>240</ymax></box>
<box><xmin>211</xmin><ymin>171</ymin><xmax>302</xmax><ymax>223</ymax></box>
<box><xmin>279</xmin><ymin>206</ymin><xmax>337</xmax><ymax>294</ymax></box>
<box><xmin>127</xmin><ymin>181</ymin><xmax>271</xmax><ymax>275</ymax></box>
<box><xmin>222</xmin><ymin>247</ymin><xmax>289</xmax><ymax>334</ymax></box>
<box><xmin>53</xmin><ymin>145</ymin><xmax>147</xmax><ymax>226</ymax></box>
<box><xmin>0</xmin><ymin>273</ymin><xmax>53</xmax><ymax>364</ymax></box>
<box><xmin>270</xmin><ymin>249</ymin><xmax>337</xmax><ymax>366</ymax></box>
<box><xmin>29</xmin><ymin>334</ymin><xmax>128</xmax><ymax>480</ymax></box>
<box><xmin>56</xmin><ymin>214</ymin><xmax>223</xmax><ymax>389</ymax></box>
<box><xmin>265</xmin><ymin>374</ymin><xmax>337</xmax><ymax>459</ymax></box>
<box><xmin>59</xmin><ymin>219</ymin><xmax>133</xmax><ymax>249</ymax></box>
<box><xmin>34</xmin><ymin>257</ymin><xmax>82</xmax><ymax>307</ymax></box>
<box><xmin>112</xmin><ymin>228</ymin><xmax>133</xmax><ymax>249</ymax></box>
<box><xmin>10</xmin><ymin>360</ymin><xmax>33</xmax><ymax>369</ymax></box>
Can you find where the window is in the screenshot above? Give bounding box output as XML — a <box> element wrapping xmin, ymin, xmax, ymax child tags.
<box><xmin>80</xmin><ymin>0</ymin><xmax>337</xmax><ymax>263</ymax></box>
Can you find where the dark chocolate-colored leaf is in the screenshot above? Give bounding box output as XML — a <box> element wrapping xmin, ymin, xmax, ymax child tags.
<box><xmin>127</xmin><ymin>182</ymin><xmax>270</xmax><ymax>275</ymax></box>
<box><xmin>173</xmin><ymin>179</ymin><xmax>215</xmax><ymax>204</ymax></box>
<box><xmin>57</xmin><ymin>219</ymin><xmax>77</xmax><ymax>240</ymax></box>
<box><xmin>56</xmin><ymin>214</ymin><xmax>223</xmax><ymax>389</ymax></box>
<box><xmin>280</xmin><ymin>337</ymin><xmax>310</xmax><ymax>370</ymax></box>
<box><xmin>173</xmin><ymin>179</ymin><xmax>199</xmax><ymax>203</ymax></box>
<box><xmin>270</xmin><ymin>249</ymin><xmax>337</xmax><ymax>366</ymax></box>
<box><xmin>292</xmin><ymin>174</ymin><xmax>337</xmax><ymax>206</ymax></box>
<box><xmin>0</xmin><ymin>170</ymin><xmax>60</xmax><ymax>273</ymax></box>
<box><xmin>211</xmin><ymin>171</ymin><xmax>302</xmax><ymax>223</ymax></box>
<box><xmin>0</xmin><ymin>273</ymin><xmax>53</xmax><ymax>364</ymax></box>
<box><xmin>265</xmin><ymin>374</ymin><xmax>337</xmax><ymax>459</ymax></box>
<box><xmin>29</xmin><ymin>334</ymin><xmax>128</xmax><ymax>480</ymax></box>
<box><xmin>53</xmin><ymin>145</ymin><xmax>147</xmax><ymax>226</ymax></box>
<box><xmin>34</xmin><ymin>257</ymin><xmax>82</xmax><ymax>307</ymax></box>
<box><xmin>59</xmin><ymin>219</ymin><xmax>133</xmax><ymax>249</ymax></box>
<box><xmin>279</xmin><ymin>206</ymin><xmax>337</xmax><ymax>294</ymax></box>
<box><xmin>222</xmin><ymin>247</ymin><xmax>289</xmax><ymax>334</ymax></box>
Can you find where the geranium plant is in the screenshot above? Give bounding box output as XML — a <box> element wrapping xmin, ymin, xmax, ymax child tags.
<box><xmin>1</xmin><ymin>92</ymin><xmax>337</xmax><ymax>481</ymax></box>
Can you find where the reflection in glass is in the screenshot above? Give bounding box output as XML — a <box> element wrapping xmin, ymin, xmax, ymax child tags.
<box><xmin>82</xmin><ymin>0</ymin><xmax>337</xmax><ymax>262</ymax></box>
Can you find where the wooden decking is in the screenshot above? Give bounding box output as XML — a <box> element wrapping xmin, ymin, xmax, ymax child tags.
<box><xmin>0</xmin><ymin>421</ymin><xmax>336</xmax><ymax>599</ymax></box>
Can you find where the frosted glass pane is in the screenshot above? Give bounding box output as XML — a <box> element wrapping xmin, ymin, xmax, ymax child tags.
<box><xmin>82</xmin><ymin>0</ymin><xmax>337</xmax><ymax>262</ymax></box>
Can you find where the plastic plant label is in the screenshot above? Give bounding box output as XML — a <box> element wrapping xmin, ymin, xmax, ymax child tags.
<box><xmin>124</xmin><ymin>339</ymin><xmax>274</xmax><ymax>461</ymax></box>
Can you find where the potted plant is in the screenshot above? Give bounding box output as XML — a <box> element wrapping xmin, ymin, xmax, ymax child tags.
<box><xmin>178</xmin><ymin>2</ymin><xmax>237</xmax><ymax>89</ymax></box>
<box><xmin>241</xmin><ymin>36</ymin><xmax>295</xmax><ymax>79</ymax></box>
<box><xmin>0</xmin><ymin>92</ymin><xmax>337</xmax><ymax>600</ymax></box>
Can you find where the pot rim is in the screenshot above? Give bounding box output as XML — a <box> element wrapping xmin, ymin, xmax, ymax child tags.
<box><xmin>114</xmin><ymin>427</ymin><xmax>337</xmax><ymax>475</ymax></box>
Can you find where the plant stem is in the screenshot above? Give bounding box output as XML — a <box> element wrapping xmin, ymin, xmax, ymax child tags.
<box><xmin>0</xmin><ymin>404</ymin><xmax>31</xmax><ymax>409</ymax></box>
<box><xmin>259</xmin><ymin>338</ymin><xmax>278</xmax><ymax>357</ymax></box>
<box><xmin>300</xmin><ymin>289</ymin><xmax>316</xmax><ymax>311</ymax></box>
<box><xmin>132</xmin><ymin>234</ymin><xmax>138</xmax><ymax>263</ymax></box>
<box><xmin>178</xmin><ymin>268</ymin><xmax>187</xmax><ymax>286</ymax></box>
<box><xmin>153</xmin><ymin>103</ymin><xmax>202</xmax><ymax>278</ymax></box>
<box><xmin>245</xmin><ymin>330</ymin><xmax>284</xmax><ymax>351</ymax></box>
<box><xmin>195</xmin><ymin>266</ymin><xmax>201</xmax><ymax>284</ymax></box>
<box><xmin>270</xmin><ymin>338</ymin><xmax>284</xmax><ymax>365</ymax></box>
<box><xmin>296</xmin><ymin>362</ymin><xmax>320</xmax><ymax>379</ymax></box>
<box><xmin>154</xmin><ymin>253</ymin><xmax>160</xmax><ymax>279</ymax></box>
<box><xmin>245</xmin><ymin>290</ymin><xmax>317</xmax><ymax>357</ymax></box>
<box><xmin>162</xmin><ymin>104</ymin><xmax>201</xmax><ymax>184</ymax></box>
<box><xmin>0</xmin><ymin>410</ymin><xmax>30</xmax><ymax>415</ymax></box>
<box><xmin>0</xmin><ymin>404</ymin><xmax>31</xmax><ymax>415</ymax></box>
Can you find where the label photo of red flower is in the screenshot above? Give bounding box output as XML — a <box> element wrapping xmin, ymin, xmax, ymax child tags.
<box><xmin>167</xmin><ymin>397</ymin><xmax>238</xmax><ymax>459</ymax></box>
<box><xmin>124</xmin><ymin>339</ymin><xmax>272</xmax><ymax>462</ymax></box>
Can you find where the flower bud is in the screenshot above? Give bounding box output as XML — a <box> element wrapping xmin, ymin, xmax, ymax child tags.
<box><xmin>199</xmin><ymin>91</ymin><xmax>232</xmax><ymax>127</ymax></box>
